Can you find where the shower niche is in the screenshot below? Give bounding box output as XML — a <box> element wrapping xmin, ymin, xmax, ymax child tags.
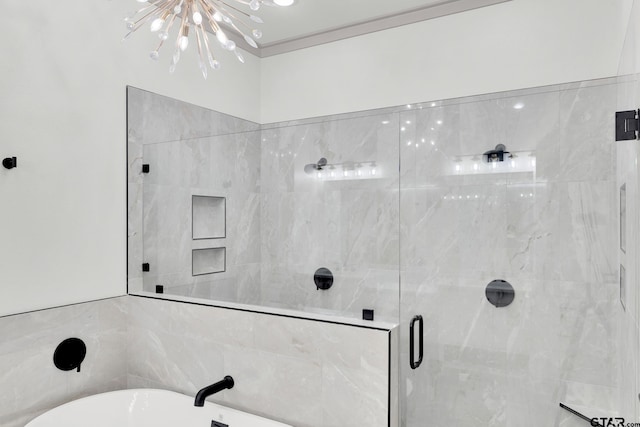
<box><xmin>192</xmin><ymin>196</ymin><xmax>226</xmax><ymax>276</ymax></box>
<box><xmin>193</xmin><ymin>247</ymin><xmax>226</xmax><ymax>276</ymax></box>
<box><xmin>192</xmin><ymin>195</ymin><xmax>226</xmax><ymax>240</ymax></box>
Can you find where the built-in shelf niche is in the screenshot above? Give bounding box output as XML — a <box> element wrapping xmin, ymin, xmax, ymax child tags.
<box><xmin>192</xmin><ymin>247</ymin><xmax>226</xmax><ymax>276</ymax></box>
<box><xmin>192</xmin><ymin>195</ymin><xmax>226</xmax><ymax>240</ymax></box>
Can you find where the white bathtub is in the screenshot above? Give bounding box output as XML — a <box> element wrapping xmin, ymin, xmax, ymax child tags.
<box><xmin>25</xmin><ymin>388</ymin><xmax>292</xmax><ymax>427</ymax></box>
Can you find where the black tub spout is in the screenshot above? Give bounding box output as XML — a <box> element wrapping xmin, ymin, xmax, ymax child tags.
<box><xmin>194</xmin><ymin>376</ymin><xmax>234</xmax><ymax>407</ymax></box>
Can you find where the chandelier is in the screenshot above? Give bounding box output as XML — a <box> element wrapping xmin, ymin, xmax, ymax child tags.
<box><xmin>124</xmin><ymin>0</ymin><xmax>276</xmax><ymax>78</ymax></box>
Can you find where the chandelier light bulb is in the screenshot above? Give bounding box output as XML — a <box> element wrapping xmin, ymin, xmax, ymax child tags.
<box><xmin>252</xmin><ymin>29</ymin><xmax>262</xmax><ymax>39</ymax></box>
<box><xmin>150</xmin><ymin>18</ymin><xmax>165</xmax><ymax>32</ymax></box>
<box><xmin>249</xmin><ymin>0</ymin><xmax>261</xmax><ymax>11</ymax></box>
<box><xmin>192</xmin><ymin>12</ymin><xmax>202</xmax><ymax>25</ymax></box>
<box><xmin>216</xmin><ymin>30</ymin><xmax>228</xmax><ymax>45</ymax></box>
<box><xmin>274</xmin><ymin>0</ymin><xmax>294</xmax><ymax>5</ymax></box>
<box><xmin>179</xmin><ymin>35</ymin><xmax>189</xmax><ymax>51</ymax></box>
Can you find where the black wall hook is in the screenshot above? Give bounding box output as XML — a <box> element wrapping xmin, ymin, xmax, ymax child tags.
<box><xmin>2</xmin><ymin>157</ymin><xmax>17</xmax><ymax>169</ymax></box>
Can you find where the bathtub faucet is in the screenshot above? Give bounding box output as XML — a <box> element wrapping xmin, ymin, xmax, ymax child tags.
<box><xmin>194</xmin><ymin>376</ymin><xmax>235</xmax><ymax>407</ymax></box>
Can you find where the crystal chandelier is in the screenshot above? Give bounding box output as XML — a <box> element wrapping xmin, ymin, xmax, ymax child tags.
<box><xmin>124</xmin><ymin>0</ymin><xmax>273</xmax><ymax>78</ymax></box>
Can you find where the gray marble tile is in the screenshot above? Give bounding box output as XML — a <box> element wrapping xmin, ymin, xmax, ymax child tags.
<box><xmin>125</xmin><ymin>297</ymin><xmax>393</xmax><ymax>427</ymax></box>
<box><xmin>221</xmin><ymin>346</ymin><xmax>323</xmax><ymax>427</ymax></box>
<box><xmin>538</xmin><ymin>83</ymin><xmax>616</xmax><ymax>183</ymax></box>
<box><xmin>321</xmin><ymin>361</ymin><xmax>389</xmax><ymax>427</ymax></box>
<box><xmin>532</xmin><ymin>181</ymin><xmax>617</xmax><ymax>283</ymax></box>
<box><xmin>252</xmin><ymin>313</ymin><xmax>388</xmax><ymax>369</ymax></box>
<box><xmin>127</xmin><ymin>325</ymin><xmax>226</xmax><ymax>395</ymax></box>
<box><xmin>0</xmin><ymin>298</ymin><xmax>127</xmax><ymax>426</ymax></box>
<box><xmin>127</xmin><ymin>87</ymin><xmax>259</xmax><ymax>145</ymax></box>
<box><xmin>259</xmin><ymin>77</ymin><xmax>619</xmax><ymax>132</ymax></box>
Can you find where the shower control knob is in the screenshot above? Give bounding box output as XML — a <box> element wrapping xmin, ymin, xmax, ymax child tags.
<box><xmin>314</xmin><ymin>267</ymin><xmax>333</xmax><ymax>290</ymax></box>
<box><xmin>485</xmin><ymin>279</ymin><xmax>515</xmax><ymax>308</ymax></box>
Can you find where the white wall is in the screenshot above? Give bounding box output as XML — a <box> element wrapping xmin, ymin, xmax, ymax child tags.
<box><xmin>260</xmin><ymin>0</ymin><xmax>633</xmax><ymax>123</ymax></box>
<box><xmin>0</xmin><ymin>0</ymin><xmax>260</xmax><ymax>316</ymax></box>
<box><xmin>0</xmin><ymin>0</ymin><xmax>634</xmax><ymax>316</ymax></box>
<box><xmin>618</xmin><ymin>0</ymin><xmax>640</xmax><ymax>76</ymax></box>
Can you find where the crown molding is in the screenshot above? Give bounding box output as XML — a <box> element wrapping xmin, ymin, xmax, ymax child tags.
<box><xmin>248</xmin><ymin>0</ymin><xmax>512</xmax><ymax>58</ymax></box>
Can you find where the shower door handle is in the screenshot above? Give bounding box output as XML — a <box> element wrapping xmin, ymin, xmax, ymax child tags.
<box><xmin>409</xmin><ymin>315</ymin><xmax>423</xmax><ymax>370</ymax></box>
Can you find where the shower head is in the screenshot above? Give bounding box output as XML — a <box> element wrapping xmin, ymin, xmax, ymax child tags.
<box><xmin>304</xmin><ymin>157</ymin><xmax>328</xmax><ymax>174</ymax></box>
<box><xmin>483</xmin><ymin>144</ymin><xmax>510</xmax><ymax>163</ymax></box>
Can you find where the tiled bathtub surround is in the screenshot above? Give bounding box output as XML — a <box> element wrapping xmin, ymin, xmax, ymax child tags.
<box><xmin>128</xmin><ymin>296</ymin><xmax>396</xmax><ymax>427</ymax></box>
<box><xmin>0</xmin><ymin>296</ymin><xmax>396</xmax><ymax>427</ymax></box>
<box><xmin>0</xmin><ymin>298</ymin><xmax>127</xmax><ymax>427</ymax></box>
<box><xmin>400</xmin><ymin>80</ymin><xmax>620</xmax><ymax>426</ymax></box>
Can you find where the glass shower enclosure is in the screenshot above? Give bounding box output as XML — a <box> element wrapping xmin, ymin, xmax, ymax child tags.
<box><xmin>400</xmin><ymin>79</ymin><xmax>625</xmax><ymax>426</ymax></box>
<box><xmin>128</xmin><ymin>75</ymin><xmax>633</xmax><ymax>425</ymax></box>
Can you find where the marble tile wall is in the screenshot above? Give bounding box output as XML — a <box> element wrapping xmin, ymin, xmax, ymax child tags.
<box><xmin>128</xmin><ymin>87</ymin><xmax>262</xmax><ymax>305</ymax></box>
<box><xmin>259</xmin><ymin>112</ymin><xmax>400</xmax><ymax>322</ymax></box>
<box><xmin>2</xmin><ymin>295</ymin><xmax>395</xmax><ymax>427</ymax></box>
<box><xmin>141</xmin><ymin>131</ymin><xmax>262</xmax><ymax>304</ymax></box>
<box><xmin>127</xmin><ymin>80</ymin><xmax>629</xmax><ymax>426</ymax></box>
<box><xmin>0</xmin><ymin>298</ymin><xmax>127</xmax><ymax>427</ymax></box>
<box><xmin>0</xmin><ymin>296</ymin><xmax>397</xmax><ymax>427</ymax></box>
<box><xmin>399</xmin><ymin>80</ymin><xmax>621</xmax><ymax>426</ymax></box>
<box><xmin>129</xmin><ymin>87</ymin><xmax>402</xmax><ymax>322</ymax></box>
<box><xmin>127</xmin><ymin>295</ymin><xmax>396</xmax><ymax>427</ymax></box>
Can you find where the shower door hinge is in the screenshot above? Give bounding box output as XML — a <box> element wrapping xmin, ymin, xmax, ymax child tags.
<box><xmin>142</xmin><ymin>164</ymin><xmax>150</xmax><ymax>173</ymax></box>
<box><xmin>616</xmin><ymin>110</ymin><xmax>640</xmax><ymax>141</ymax></box>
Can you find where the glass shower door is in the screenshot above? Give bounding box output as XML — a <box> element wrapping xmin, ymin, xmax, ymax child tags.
<box><xmin>399</xmin><ymin>80</ymin><xmax>620</xmax><ymax>426</ymax></box>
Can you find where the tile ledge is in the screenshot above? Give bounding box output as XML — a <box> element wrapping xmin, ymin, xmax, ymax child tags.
<box><xmin>129</xmin><ymin>292</ymin><xmax>398</xmax><ymax>331</ymax></box>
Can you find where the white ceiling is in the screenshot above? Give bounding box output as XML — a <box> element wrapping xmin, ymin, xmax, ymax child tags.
<box><xmin>247</xmin><ymin>0</ymin><xmax>511</xmax><ymax>56</ymax></box>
